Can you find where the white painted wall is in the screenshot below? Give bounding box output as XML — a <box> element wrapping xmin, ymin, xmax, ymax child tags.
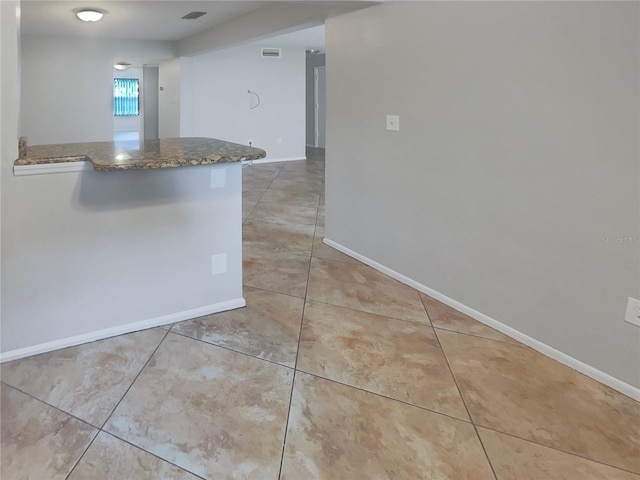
<box><xmin>0</xmin><ymin>0</ymin><xmax>21</xmax><ymax>334</ymax></box>
<box><xmin>20</xmin><ymin>35</ymin><xmax>175</xmax><ymax>145</ymax></box>
<box><xmin>158</xmin><ymin>58</ymin><xmax>181</xmax><ymax>138</ymax></box>
<box><xmin>306</xmin><ymin>53</ymin><xmax>325</xmax><ymax>146</ymax></box>
<box><xmin>143</xmin><ymin>66</ymin><xmax>159</xmax><ymax>139</ymax></box>
<box><xmin>325</xmin><ymin>2</ymin><xmax>640</xmax><ymax>388</ymax></box>
<box><xmin>181</xmin><ymin>44</ymin><xmax>306</xmax><ymax>161</ymax></box>
<box><xmin>1</xmin><ymin>162</ymin><xmax>243</xmax><ymax>358</ymax></box>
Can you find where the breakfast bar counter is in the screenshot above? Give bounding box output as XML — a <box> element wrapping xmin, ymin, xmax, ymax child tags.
<box><xmin>2</xmin><ymin>137</ymin><xmax>262</xmax><ymax>361</ymax></box>
<box><xmin>15</xmin><ymin>137</ymin><xmax>266</xmax><ymax>171</ymax></box>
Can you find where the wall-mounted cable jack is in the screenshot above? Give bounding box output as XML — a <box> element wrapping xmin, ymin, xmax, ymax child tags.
<box><xmin>248</xmin><ymin>90</ymin><xmax>260</xmax><ymax>109</ymax></box>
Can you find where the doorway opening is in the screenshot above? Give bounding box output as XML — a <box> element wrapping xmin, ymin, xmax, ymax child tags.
<box><xmin>314</xmin><ymin>65</ymin><xmax>326</xmax><ymax>149</ymax></box>
<box><xmin>306</xmin><ymin>49</ymin><xmax>326</xmax><ymax>151</ymax></box>
<box><xmin>114</xmin><ymin>67</ymin><xmax>143</xmax><ymax>147</ymax></box>
<box><xmin>112</xmin><ymin>66</ymin><xmax>159</xmax><ymax>145</ymax></box>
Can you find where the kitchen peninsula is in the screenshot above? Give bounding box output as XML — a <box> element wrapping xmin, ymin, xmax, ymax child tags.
<box><xmin>1</xmin><ymin>137</ymin><xmax>265</xmax><ymax>361</ymax></box>
<box><xmin>15</xmin><ymin>137</ymin><xmax>265</xmax><ymax>171</ymax></box>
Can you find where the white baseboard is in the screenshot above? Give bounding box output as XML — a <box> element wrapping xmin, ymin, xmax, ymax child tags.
<box><xmin>252</xmin><ymin>157</ymin><xmax>307</xmax><ymax>165</ymax></box>
<box><xmin>0</xmin><ymin>297</ymin><xmax>246</xmax><ymax>363</ymax></box>
<box><xmin>323</xmin><ymin>237</ymin><xmax>640</xmax><ymax>401</ymax></box>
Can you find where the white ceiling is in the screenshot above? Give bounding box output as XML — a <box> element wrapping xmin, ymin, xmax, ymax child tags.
<box><xmin>19</xmin><ymin>1</ymin><xmax>377</xmax><ymax>52</ymax></box>
<box><xmin>253</xmin><ymin>24</ymin><xmax>325</xmax><ymax>51</ymax></box>
<box><xmin>20</xmin><ymin>1</ymin><xmax>273</xmax><ymax>41</ymax></box>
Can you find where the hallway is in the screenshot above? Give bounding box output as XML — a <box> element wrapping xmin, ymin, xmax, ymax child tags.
<box><xmin>1</xmin><ymin>149</ymin><xmax>639</xmax><ymax>479</ymax></box>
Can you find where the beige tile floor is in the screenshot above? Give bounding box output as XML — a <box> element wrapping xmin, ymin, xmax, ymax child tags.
<box><xmin>2</xmin><ymin>148</ymin><xmax>639</xmax><ymax>479</ymax></box>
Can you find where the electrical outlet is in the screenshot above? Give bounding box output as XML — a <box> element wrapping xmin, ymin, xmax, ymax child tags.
<box><xmin>625</xmin><ymin>297</ymin><xmax>640</xmax><ymax>327</ymax></box>
<box><xmin>211</xmin><ymin>254</ymin><xmax>227</xmax><ymax>275</ymax></box>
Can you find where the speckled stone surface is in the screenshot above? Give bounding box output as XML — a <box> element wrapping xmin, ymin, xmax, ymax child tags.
<box><xmin>14</xmin><ymin>137</ymin><xmax>266</xmax><ymax>172</ymax></box>
<box><xmin>18</xmin><ymin>136</ymin><xmax>27</xmax><ymax>158</ymax></box>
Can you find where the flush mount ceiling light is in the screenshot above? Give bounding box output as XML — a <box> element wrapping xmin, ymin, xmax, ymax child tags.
<box><xmin>76</xmin><ymin>10</ymin><xmax>104</xmax><ymax>22</ymax></box>
<box><xmin>114</xmin><ymin>62</ymin><xmax>131</xmax><ymax>71</ymax></box>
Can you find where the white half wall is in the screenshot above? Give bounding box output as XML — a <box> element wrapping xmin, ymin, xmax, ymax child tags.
<box><xmin>180</xmin><ymin>44</ymin><xmax>306</xmax><ymax>161</ymax></box>
<box><xmin>325</xmin><ymin>2</ymin><xmax>640</xmax><ymax>388</ymax></box>
<box><xmin>20</xmin><ymin>35</ymin><xmax>175</xmax><ymax>145</ymax></box>
<box><xmin>1</xmin><ymin>163</ymin><xmax>243</xmax><ymax>356</ymax></box>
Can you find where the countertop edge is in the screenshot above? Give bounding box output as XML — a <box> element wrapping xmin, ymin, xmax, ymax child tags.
<box><xmin>14</xmin><ymin>138</ymin><xmax>267</xmax><ymax>172</ymax></box>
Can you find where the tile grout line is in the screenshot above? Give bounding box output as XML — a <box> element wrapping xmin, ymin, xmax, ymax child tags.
<box><xmin>296</xmin><ymin>294</ymin><xmax>529</xmax><ymax>346</ymax></box>
<box><xmin>243</xmin><ymin>216</ymin><xmax>319</xmax><ymax>229</ymax></box>
<box><xmin>305</xmin><ymin>298</ymin><xmax>433</xmax><ymax>329</ymax></box>
<box><xmin>425</xmin><ymin>313</ymin><xmax>500</xmax><ymax>480</ymax></box>
<box><xmin>306</xmin><ymin>175</ymin><xmax>324</xmax><ymax>301</ymax></box>
<box><xmin>275</xmin><ymin>347</ymin><xmax>302</xmax><ymax>478</ymax></box>
<box><xmin>167</xmin><ymin>329</ymin><xmax>295</xmax><ymax>371</ymax></box>
<box><xmin>98</xmin><ymin>328</ymin><xmax>172</xmax><ymax>431</ymax></box>
<box><xmin>242</xmin><ymin>283</ymin><xmax>307</xmax><ymax>302</ymax></box>
<box><xmin>64</xmin><ymin>426</ymin><xmax>100</xmax><ymax>480</ymax></box>
<box><xmin>243</xmin><ymin>161</ymin><xmax>322</xmax><ymax>230</ymax></box>
<box><xmin>471</xmin><ymin>425</ymin><xmax>500</xmax><ymax>480</ymax></box>
<box><xmin>95</xmin><ymin>430</ymin><xmax>209</xmax><ymax>480</ymax></box>
<box><xmin>61</xmin><ymin>329</ymin><xmax>174</xmax><ymax>478</ymax></box>
<box><xmin>421</xmin><ymin>292</ymin><xmax>500</xmax><ymax>478</ymax></box>
<box><xmin>243</xmin><ymin>243</ymin><xmax>313</xmax><ymax>260</ymax></box>
<box><xmin>64</xmin><ymin>329</ymin><xmax>203</xmax><ymax>478</ymax></box>
<box><xmin>472</xmin><ymin>424</ymin><xmax>640</xmax><ymax>477</ymax></box>
<box><xmin>0</xmin><ymin>383</ymin><xmax>101</xmax><ymax>480</ymax></box>
<box><xmin>293</xmin><ymin>368</ymin><xmax>475</xmax><ymax>426</ymax></box>
<box><xmin>431</xmin><ymin>325</ymin><xmax>530</xmax><ymax>347</ymax></box>
<box><xmin>242</xmin><ymin>163</ymin><xmax>284</xmax><ymax>224</ymax></box>
<box><xmin>244</xmin><ymin>215</ymin><xmax>319</xmax><ymax>229</ymax></box>
<box><xmin>277</xmin><ymin>181</ymin><xmax>321</xmax><ymax>479</ymax></box>
<box><xmin>243</xmin><ymin>238</ymin><xmax>313</xmax><ymax>258</ymax></box>
<box><xmin>0</xmin><ymin>380</ymin><xmax>101</xmax><ymax>430</ymax></box>
<box><xmin>242</xmin><ymin>241</ymin><xmax>312</xmax><ymax>299</ymax></box>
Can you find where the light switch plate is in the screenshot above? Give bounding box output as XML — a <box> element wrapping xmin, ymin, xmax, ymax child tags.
<box><xmin>625</xmin><ymin>297</ymin><xmax>640</xmax><ymax>327</ymax></box>
<box><xmin>386</xmin><ymin>114</ymin><xmax>400</xmax><ymax>131</ymax></box>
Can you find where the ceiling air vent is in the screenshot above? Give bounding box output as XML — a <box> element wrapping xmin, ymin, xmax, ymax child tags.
<box><xmin>261</xmin><ymin>48</ymin><xmax>281</xmax><ymax>58</ymax></box>
<box><xmin>182</xmin><ymin>11</ymin><xmax>207</xmax><ymax>20</ymax></box>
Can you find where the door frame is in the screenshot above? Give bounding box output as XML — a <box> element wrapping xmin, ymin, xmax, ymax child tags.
<box><xmin>314</xmin><ymin>66</ymin><xmax>326</xmax><ymax>149</ymax></box>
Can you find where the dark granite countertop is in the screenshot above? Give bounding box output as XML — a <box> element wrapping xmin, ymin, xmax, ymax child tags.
<box><xmin>14</xmin><ymin>137</ymin><xmax>266</xmax><ymax>172</ymax></box>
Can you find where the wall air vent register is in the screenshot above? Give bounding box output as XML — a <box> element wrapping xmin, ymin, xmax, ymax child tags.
<box><xmin>182</xmin><ymin>11</ymin><xmax>207</xmax><ymax>20</ymax></box>
<box><xmin>261</xmin><ymin>48</ymin><xmax>282</xmax><ymax>58</ymax></box>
